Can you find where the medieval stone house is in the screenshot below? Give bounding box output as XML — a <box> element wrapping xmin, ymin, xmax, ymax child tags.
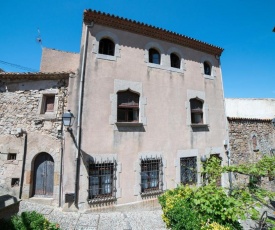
<box><xmin>0</xmin><ymin>72</ymin><xmax>71</xmax><ymax>207</ymax></box>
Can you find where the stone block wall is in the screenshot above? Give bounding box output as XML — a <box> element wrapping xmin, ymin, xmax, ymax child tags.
<box><xmin>228</xmin><ymin>118</ymin><xmax>275</xmax><ymax>190</ymax></box>
<box><xmin>0</xmin><ymin>77</ymin><xmax>68</xmax><ymax>204</ymax></box>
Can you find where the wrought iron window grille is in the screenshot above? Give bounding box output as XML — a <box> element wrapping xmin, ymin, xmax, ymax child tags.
<box><xmin>140</xmin><ymin>157</ymin><xmax>163</xmax><ymax>196</ymax></box>
<box><xmin>180</xmin><ymin>157</ymin><xmax>197</xmax><ymax>185</ymax></box>
<box><xmin>88</xmin><ymin>158</ymin><xmax>116</xmax><ymax>203</ymax></box>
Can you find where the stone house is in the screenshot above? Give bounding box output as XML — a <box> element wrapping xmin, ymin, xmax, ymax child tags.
<box><xmin>0</xmin><ymin>72</ymin><xmax>71</xmax><ymax>206</ymax></box>
<box><xmin>225</xmin><ymin>98</ymin><xmax>275</xmax><ymax>190</ymax></box>
<box><xmin>61</xmin><ymin>9</ymin><xmax>229</xmax><ymax>211</ymax></box>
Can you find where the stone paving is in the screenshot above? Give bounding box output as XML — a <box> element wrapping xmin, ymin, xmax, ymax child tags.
<box><xmin>19</xmin><ymin>201</ymin><xmax>167</xmax><ymax>230</ymax></box>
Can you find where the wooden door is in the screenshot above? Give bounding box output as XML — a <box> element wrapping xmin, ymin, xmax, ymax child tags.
<box><xmin>33</xmin><ymin>152</ymin><xmax>54</xmax><ymax>197</ymax></box>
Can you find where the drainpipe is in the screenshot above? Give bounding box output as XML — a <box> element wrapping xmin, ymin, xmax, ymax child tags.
<box><xmin>74</xmin><ymin>21</ymin><xmax>94</xmax><ymax>208</ymax></box>
<box><xmin>19</xmin><ymin>131</ymin><xmax>27</xmax><ymax>199</ymax></box>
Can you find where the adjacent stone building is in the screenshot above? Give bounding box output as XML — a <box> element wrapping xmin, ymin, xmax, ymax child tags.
<box><xmin>0</xmin><ymin>72</ymin><xmax>71</xmax><ymax>206</ymax></box>
<box><xmin>225</xmin><ymin>98</ymin><xmax>275</xmax><ymax>190</ymax></box>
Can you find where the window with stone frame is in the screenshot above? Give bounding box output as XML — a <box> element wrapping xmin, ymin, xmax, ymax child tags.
<box><xmin>140</xmin><ymin>158</ymin><xmax>163</xmax><ymax>195</ymax></box>
<box><xmin>180</xmin><ymin>157</ymin><xmax>197</xmax><ymax>185</ymax></box>
<box><xmin>117</xmin><ymin>90</ymin><xmax>139</xmax><ymax>122</ymax></box>
<box><xmin>149</xmin><ymin>48</ymin><xmax>161</xmax><ymax>64</ymax></box>
<box><xmin>204</xmin><ymin>61</ymin><xmax>211</xmax><ymax>75</ymax></box>
<box><xmin>99</xmin><ymin>38</ymin><xmax>115</xmax><ymax>56</ymax></box>
<box><xmin>170</xmin><ymin>53</ymin><xmax>180</xmax><ymax>69</ymax></box>
<box><xmin>41</xmin><ymin>95</ymin><xmax>55</xmax><ymax>114</ymax></box>
<box><xmin>88</xmin><ymin>160</ymin><xmax>116</xmax><ymax>201</ymax></box>
<box><xmin>190</xmin><ymin>98</ymin><xmax>203</xmax><ymax>124</ymax></box>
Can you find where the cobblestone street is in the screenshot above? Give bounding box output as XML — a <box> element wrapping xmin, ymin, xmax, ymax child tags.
<box><xmin>19</xmin><ymin>201</ymin><xmax>167</xmax><ymax>230</ymax></box>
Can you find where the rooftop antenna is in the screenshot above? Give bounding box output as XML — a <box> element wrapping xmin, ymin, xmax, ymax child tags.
<box><xmin>36</xmin><ymin>28</ymin><xmax>43</xmax><ymax>49</ymax></box>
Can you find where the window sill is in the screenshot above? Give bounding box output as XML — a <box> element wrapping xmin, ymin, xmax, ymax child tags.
<box><xmin>203</xmin><ymin>74</ymin><xmax>215</xmax><ymax>80</ymax></box>
<box><xmin>140</xmin><ymin>189</ymin><xmax>163</xmax><ymax>197</ymax></box>
<box><xmin>96</xmin><ymin>53</ymin><xmax>117</xmax><ymax>61</ymax></box>
<box><xmin>147</xmin><ymin>63</ymin><xmax>184</xmax><ymax>73</ymax></box>
<box><xmin>88</xmin><ymin>196</ymin><xmax>116</xmax><ymax>204</ymax></box>
<box><xmin>116</xmin><ymin>122</ymin><xmax>143</xmax><ymax>127</ymax></box>
<box><xmin>190</xmin><ymin>124</ymin><xmax>209</xmax><ymax>128</ymax></box>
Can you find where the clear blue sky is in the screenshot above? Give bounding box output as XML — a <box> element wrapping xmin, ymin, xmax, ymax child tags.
<box><xmin>1</xmin><ymin>0</ymin><xmax>275</xmax><ymax>98</ymax></box>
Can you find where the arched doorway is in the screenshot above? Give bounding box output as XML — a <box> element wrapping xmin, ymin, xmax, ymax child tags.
<box><xmin>33</xmin><ymin>152</ymin><xmax>54</xmax><ymax>197</ymax></box>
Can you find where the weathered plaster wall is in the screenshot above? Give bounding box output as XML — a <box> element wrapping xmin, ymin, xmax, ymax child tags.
<box><xmin>64</xmin><ymin>23</ymin><xmax>228</xmax><ymax>210</ymax></box>
<box><xmin>225</xmin><ymin>98</ymin><xmax>275</xmax><ymax>119</ymax></box>
<box><xmin>40</xmin><ymin>48</ymin><xmax>80</xmax><ymax>73</ymax></box>
<box><xmin>0</xmin><ymin>78</ymin><xmax>68</xmax><ymax>205</ymax></box>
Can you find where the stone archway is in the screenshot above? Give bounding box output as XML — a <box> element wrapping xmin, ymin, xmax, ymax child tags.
<box><xmin>33</xmin><ymin>152</ymin><xmax>54</xmax><ymax>197</ymax></box>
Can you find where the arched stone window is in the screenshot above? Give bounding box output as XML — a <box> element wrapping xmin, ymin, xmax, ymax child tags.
<box><xmin>117</xmin><ymin>90</ymin><xmax>140</xmax><ymax>122</ymax></box>
<box><xmin>204</xmin><ymin>61</ymin><xmax>211</xmax><ymax>75</ymax></box>
<box><xmin>190</xmin><ymin>98</ymin><xmax>203</xmax><ymax>124</ymax></box>
<box><xmin>149</xmin><ymin>48</ymin><xmax>161</xmax><ymax>64</ymax></box>
<box><xmin>170</xmin><ymin>53</ymin><xmax>180</xmax><ymax>69</ymax></box>
<box><xmin>99</xmin><ymin>38</ymin><xmax>115</xmax><ymax>56</ymax></box>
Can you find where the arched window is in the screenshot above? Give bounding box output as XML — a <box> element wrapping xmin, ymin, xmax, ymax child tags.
<box><xmin>149</xmin><ymin>48</ymin><xmax>160</xmax><ymax>64</ymax></box>
<box><xmin>99</xmin><ymin>38</ymin><xmax>115</xmax><ymax>56</ymax></box>
<box><xmin>204</xmin><ymin>61</ymin><xmax>211</xmax><ymax>75</ymax></box>
<box><xmin>170</xmin><ymin>53</ymin><xmax>180</xmax><ymax>68</ymax></box>
<box><xmin>117</xmin><ymin>90</ymin><xmax>139</xmax><ymax>122</ymax></box>
<box><xmin>190</xmin><ymin>99</ymin><xmax>203</xmax><ymax>124</ymax></box>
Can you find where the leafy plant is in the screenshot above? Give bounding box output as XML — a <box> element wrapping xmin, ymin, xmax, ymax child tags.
<box><xmin>159</xmin><ymin>155</ymin><xmax>275</xmax><ymax>230</ymax></box>
<box><xmin>0</xmin><ymin>211</ymin><xmax>60</xmax><ymax>230</ymax></box>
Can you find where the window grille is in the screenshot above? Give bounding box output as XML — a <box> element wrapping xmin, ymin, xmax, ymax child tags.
<box><xmin>180</xmin><ymin>157</ymin><xmax>197</xmax><ymax>185</ymax></box>
<box><xmin>7</xmin><ymin>153</ymin><xmax>17</xmax><ymax>160</ymax></box>
<box><xmin>88</xmin><ymin>159</ymin><xmax>116</xmax><ymax>202</ymax></box>
<box><xmin>140</xmin><ymin>157</ymin><xmax>163</xmax><ymax>196</ymax></box>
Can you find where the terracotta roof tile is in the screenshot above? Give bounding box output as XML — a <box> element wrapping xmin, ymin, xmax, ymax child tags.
<box><xmin>227</xmin><ymin>117</ymin><xmax>272</xmax><ymax>122</ymax></box>
<box><xmin>84</xmin><ymin>9</ymin><xmax>224</xmax><ymax>57</ymax></box>
<box><xmin>0</xmin><ymin>72</ymin><xmax>73</xmax><ymax>80</ymax></box>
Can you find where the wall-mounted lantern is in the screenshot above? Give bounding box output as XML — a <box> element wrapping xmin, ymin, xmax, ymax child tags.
<box><xmin>200</xmin><ymin>155</ymin><xmax>207</xmax><ymax>162</ymax></box>
<box><xmin>62</xmin><ymin>110</ymin><xmax>75</xmax><ymax>130</ymax></box>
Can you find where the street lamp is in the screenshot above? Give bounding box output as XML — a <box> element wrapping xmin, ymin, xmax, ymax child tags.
<box><xmin>62</xmin><ymin>110</ymin><xmax>75</xmax><ymax>130</ymax></box>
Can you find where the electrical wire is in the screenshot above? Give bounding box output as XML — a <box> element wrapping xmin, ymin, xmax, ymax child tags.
<box><xmin>0</xmin><ymin>60</ymin><xmax>38</xmax><ymax>72</ymax></box>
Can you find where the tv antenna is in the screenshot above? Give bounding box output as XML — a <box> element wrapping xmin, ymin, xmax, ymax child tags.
<box><xmin>36</xmin><ymin>28</ymin><xmax>43</xmax><ymax>49</ymax></box>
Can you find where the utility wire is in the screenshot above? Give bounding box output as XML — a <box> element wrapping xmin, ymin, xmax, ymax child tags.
<box><xmin>0</xmin><ymin>60</ymin><xmax>38</xmax><ymax>72</ymax></box>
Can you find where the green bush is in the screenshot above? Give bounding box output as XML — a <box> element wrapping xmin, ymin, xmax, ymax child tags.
<box><xmin>0</xmin><ymin>211</ymin><xmax>60</xmax><ymax>230</ymax></box>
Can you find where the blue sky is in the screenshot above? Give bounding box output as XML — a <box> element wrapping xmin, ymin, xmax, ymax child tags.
<box><xmin>1</xmin><ymin>0</ymin><xmax>275</xmax><ymax>98</ymax></box>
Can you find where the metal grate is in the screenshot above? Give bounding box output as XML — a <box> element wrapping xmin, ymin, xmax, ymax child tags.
<box><xmin>180</xmin><ymin>157</ymin><xmax>197</xmax><ymax>185</ymax></box>
<box><xmin>88</xmin><ymin>160</ymin><xmax>116</xmax><ymax>201</ymax></box>
<box><xmin>140</xmin><ymin>158</ymin><xmax>163</xmax><ymax>195</ymax></box>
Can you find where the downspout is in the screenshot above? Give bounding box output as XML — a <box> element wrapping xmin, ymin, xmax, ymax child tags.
<box><xmin>219</xmin><ymin>57</ymin><xmax>232</xmax><ymax>192</ymax></box>
<box><xmin>19</xmin><ymin>131</ymin><xmax>27</xmax><ymax>199</ymax></box>
<box><xmin>75</xmin><ymin>21</ymin><xmax>94</xmax><ymax>208</ymax></box>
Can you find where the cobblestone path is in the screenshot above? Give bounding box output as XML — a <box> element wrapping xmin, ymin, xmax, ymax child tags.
<box><xmin>19</xmin><ymin>201</ymin><xmax>167</xmax><ymax>230</ymax></box>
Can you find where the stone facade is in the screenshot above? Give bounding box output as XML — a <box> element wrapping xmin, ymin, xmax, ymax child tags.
<box><xmin>228</xmin><ymin>117</ymin><xmax>275</xmax><ymax>190</ymax></box>
<box><xmin>0</xmin><ymin>73</ymin><xmax>69</xmax><ymax>206</ymax></box>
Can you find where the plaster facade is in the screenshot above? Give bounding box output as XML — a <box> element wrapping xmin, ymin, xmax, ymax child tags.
<box><xmin>62</xmin><ymin>10</ymin><xmax>228</xmax><ymax>211</ymax></box>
